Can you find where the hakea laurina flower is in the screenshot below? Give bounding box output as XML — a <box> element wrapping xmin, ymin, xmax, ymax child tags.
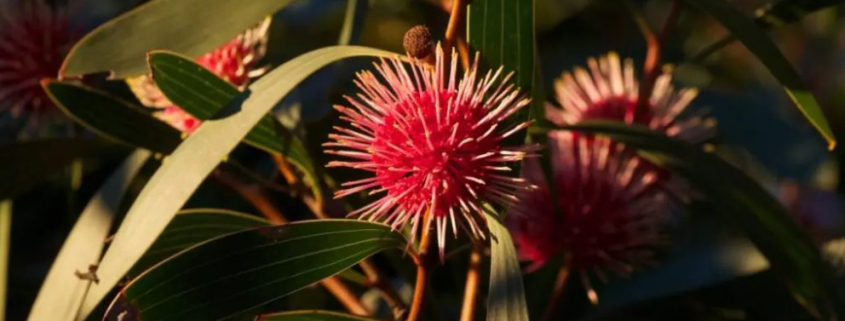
<box><xmin>546</xmin><ymin>52</ymin><xmax>715</xmax><ymax>142</ymax></box>
<box><xmin>0</xmin><ymin>0</ymin><xmax>76</xmax><ymax>132</ymax></box>
<box><xmin>325</xmin><ymin>46</ymin><xmax>537</xmax><ymax>255</ymax></box>
<box><xmin>127</xmin><ymin>18</ymin><xmax>271</xmax><ymax>133</ymax></box>
<box><xmin>508</xmin><ymin>131</ymin><xmax>671</xmax><ymax>303</ymax></box>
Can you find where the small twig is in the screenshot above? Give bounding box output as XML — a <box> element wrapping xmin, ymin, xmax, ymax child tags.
<box><xmin>406</xmin><ymin>212</ymin><xmax>434</xmax><ymax>321</ymax></box>
<box><xmin>213</xmin><ymin>170</ymin><xmax>287</xmax><ymax>224</ymax></box>
<box><xmin>321</xmin><ymin>276</ymin><xmax>371</xmax><ymax>316</ymax></box>
<box><xmin>443</xmin><ymin>0</ymin><xmax>471</xmax><ymax>71</ymax></box>
<box><xmin>631</xmin><ymin>0</ymin><xmax>683</xmax><ymax>121</ymax></box>
<box><xmin>360</xmin><ymin>259</ymin><xmax>408</xmax><ymax>318</ymax></box>
<box><xmin>459</xmin><ymin>243</ymin><xmax>484</xmax><ymax>321</ymax></box>
<box><xmin>541</xmin><ymin>256</ymin><xmax>573</xmax><ymax>321</ymax></box>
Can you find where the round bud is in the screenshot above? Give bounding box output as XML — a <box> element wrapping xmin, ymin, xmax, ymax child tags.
<box><xmin>403</xmin><ymin>25</ymin><xmax>434</xmax><ymax>59</ymax></box>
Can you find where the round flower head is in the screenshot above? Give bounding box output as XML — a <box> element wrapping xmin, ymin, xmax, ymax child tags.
<box><xmin>127</xmin><ymin>18</ymin><xmax>270</xmax><ymax>133</ymax></box>
<box><xmin>508</xmin><ymin>131</ymin><xmax>671</xmax><ymax>302</ymax></box>
<box><xmin>326</xmin><ymin>46</ymin><xmax>536</xmax><ymax>255</ymax></box>
<box><xmin>0</xmin><ymin>0</ymin><xmax>76</xmax><ymax>133</ymax></box>
<box><xmin>546</xmin><ymin>52</ymin><xmax>714</xmax><ymax>142</ymax></box>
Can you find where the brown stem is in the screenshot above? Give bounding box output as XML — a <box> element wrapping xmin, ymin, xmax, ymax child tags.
<box><xmin>541</xmin><ymin>257</ymin><xmax>573</xmax><ymax>321</ymax></box>
<box><xmin>633</xmin><ymin>0</ymin><xmax>683</xmax><ymax>121</ymax></box>
<box><xmin>406</xmin><ymin>213</ymin><xmax>434</xmax><ymax>321</ymax></box>
<box><xmin>272</xmin><ymin>154</ymin><xmax>407</xmax><ymax>317</ymax></box>
<box><xmin>213</xmin><ymin>170</ymin><xmax>287</xmax><ymax>224</ymax></box>
<box><xmin>443</xmin><ymin>0</ymin><xmax>471</xmax><ymax>71</ymax></box>
<box><xmin>459</xmin><ymin>243</ymin><xmax>484</xmax><ymax>321</ymax></box>
<box><xmin>321</xmin><ymin>276</ymin><xmax>371</xmax><ymax>316</ymax></box>
<box><xmin>360</xmin><ymin>259</ymin><xmax>408</xmax><ymax>317</ymax></box>
<box><xmin>272</xmin><ymin>154</ymin><xmax>300</xmax><ymax>186</ymax></box>
<box><xmin>456</xmin><ymin>37</ymin><xmax>472</xmax><ymax>71</ymax></box>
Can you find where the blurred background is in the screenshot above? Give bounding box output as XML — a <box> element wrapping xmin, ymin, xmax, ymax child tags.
<box><xmin>3</xmin><ymin>0</ymin><xmax>845</xmax><ymax>320</ymax></box>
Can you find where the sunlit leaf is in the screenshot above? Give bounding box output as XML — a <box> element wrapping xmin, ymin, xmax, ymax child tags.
<box><xmin>43</xmin><ymin>81</ymin><xmax>181</xmax><ymax>154</ymax></box>
<box><xmin>261</xmin><ymin>310</ymin><xmax>381</xmax><ymax>321</ymax></box>
<box><xmin>486</xmin><ymin>212</ymin><xmax>529</xmax><ymax>321</ymax></box>
<box><xmin>682</xmin><ymin>0</ymin><xmax>836</xmax><ymax>149</ymax></box>
<box><xmin>76</xmin><ymin>46</ymin><xmax>398</xmax><ymax>320</ymax></box>
<box><xmin>147</xmin><ymin>51</ymin><xmax>322</xmax><ymax>201</ymax></box>
<box><xmin>564</xmin><ymin>120</ymin><xmax>845</xmax><ymax>318</ymax></box>
<box><xmin>105</xmin><ymin>220</ymin><xmax>404</xmax><ymax>321</ymax></box>
<box><xmin>0</xmin><ymin>138</ymin><xmax>113</xmax><ymax>199</ymax></box>
<box><xmin>26</xmin><ymin>150</ymin><xmax>151</xmax><ymax>321</ymax></box>
<box><xmin>468</xmin><ymin>0</ymin><xmax>537</xmax><ymax>121</ymax></box>
<box><xmin>60</xmin><ymin>0</ymin><xmax>296</xmax><ymax>78</ymax></box>
<box><xmin>0</xmin><ymin>200</ymin><xmax>10</xmax><ymax>320</ymax></box>
<box><xmin>128</xmin><ymin>209</ymin><xmax>269</xmax><ymax>278</ymax></box>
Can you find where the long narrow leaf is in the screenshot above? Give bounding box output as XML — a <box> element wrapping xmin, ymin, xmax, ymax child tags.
<box><xmin>0</xmin><ymin>200</ymin><xmax>10</xmax><ymax>321</ymax></box>
<box><xmin>486</xmin><ymin>213</ymin><xmax>529</xmax><ymax>321</ymax></box>
<box><xmin>128</xmin><ymin>209</ymin><xmax>269</xmax><ymax>278</ymax></box>
<box><xmin>564</xmin><ymin>120</ymin><xmax>845</xmax><ymax>318</ymax></box>
<box><xmin>147</xmin><ymin>51</ymin><xmax>323</xmax><ymax>202</ymax></box>
<box><xmin>104</xmin><ymin>220</ymin><xmax>404</xmax><ymax>321</ymax></box>
<box><xmin>27</xmin><ymin>150</ymin><xmax>151</xmax><ymax>321</ymax></box>
<box><xmin>261</xmin><ymin>310</ymin><xmax>381</xmax><ymax>321</ymax></box>
<box><xmin>60</xmin><ymin>0</ymin><xmax>295</xmax><ymax>78</ymax></box>
<box><xmin>77</xmin><ymin>46</ymin><xmax>398</xmax><ymax>320</ymax></box>
<box><xmin>682</xmin><ymin>0</ymin><xmax>836</xmax><ymax>149</ymax></box>
<box><xmin>43</xmin><ymin>81</ymin><xmax>181</xmax><ymax>154</ymax></box>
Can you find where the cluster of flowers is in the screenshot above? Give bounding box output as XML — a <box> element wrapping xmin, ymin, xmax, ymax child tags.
<box><xmin>326</xmin><ymin>46</ymin><xmax>714</xmax><ymax>298</ymax></box>
<box><xmin>0</xmin><ymin>3</ymin><xmax>714</xmax><ymax>300</ymax></box>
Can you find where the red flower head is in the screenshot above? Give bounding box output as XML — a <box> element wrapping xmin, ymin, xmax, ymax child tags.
<box><xmin>546</xmin><ymin>52</ymin><xmax>714</xmax><ymax>142</ymax></box>
<box><xmin>326</xmin><ymin>46</ymin><xmax>536</xmax><ymax>255</ymax></box>
<box><xmin>0</xmin><ymin>0</ymin><xmax>76</xmax><ymax>132</ymax></box>
<box><xmin>127</xmin><ymin>18</ymin><xmax>270</xmax><ymax>133</ymax></box>
<box><xmin>508</xmin><ymin>131</ymin><xmax>671</xmax><ymax>302</ymax></box>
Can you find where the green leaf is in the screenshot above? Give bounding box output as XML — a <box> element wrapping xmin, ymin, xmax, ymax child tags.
<box><xmin>60</xmin><ymin>0</ymin><xmax>295</xmax><ymax>78</ymax></box>
<box><xmin>0</xmin><ymin>200</ymin><xmax>10</xmax><ymax>320</ymax></box>
<box><xmin>105</xmin><ymin>220</ymin><xmax>404</xmax><ymax>321</ymax></box>
<box><xmin>43</xmin><ymin>81</ymin><xmax>181</xmax><ymax>154</ymax></box>
<box><xmin>129</xmin><ymin>209</ymin><xmax>269</xmax><ymax>278</ymax></box>
<box><xmin>486</xmin><ymin>213</ymin><xmax>529</xmax><ymax>321</ymax></box>
<box><xmin>0</xmin><ymin>138</ymin><xmax>112</xmax><ymax>199</ymax></box>
<box><xmin>147</xmin><ymin>51</ymin><xmax>323</xmax><ymax>201</ymax></box>
<box><xmin>564</xmin><ymin>120</ymin><xmax>845</xmax><ymax>318</ymax></box>
<box><xmin>261</xmin><ymin>310</ymin><xmax>381</xmax><ymax>321</ymax></box>
<box><xmin>468</xmin><ymin>0</ymin><xmax>537</xmax><ymax>121</ymax></box>
<box><xmin>26</xmin><ymin>150</ymin><xmax>151</xmax><ymax>321</ymax></box>
<box><xmin>76</xmin><ymin>46</ymin><xmax>398</xmax><ymax>320</ymax></box>
<box><xmin>682</xmin><ymin>0</ymin><xmax>836</xmax><ymax>149</ymax></box>
<box><xmin>756</xmin><ymin>0</ymin><xmax>842</xmax><ymax>28</ymax></box>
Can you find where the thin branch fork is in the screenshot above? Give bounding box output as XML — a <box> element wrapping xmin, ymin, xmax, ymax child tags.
<box><xmin>633</xmin><ymin>0</ymin><xmax>684</xmax><ymax>120</ymax></box>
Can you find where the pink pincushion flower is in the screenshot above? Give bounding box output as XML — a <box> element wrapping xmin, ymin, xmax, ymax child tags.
<box><xmin>508</xmin><ymin>131</ymin><xmax>671</xmax><ymax>301</ymax></box>
<box><xmin>127</xmin><ymin>18</ymin><xmax>270</xmax><ymax>133</ymax></box>
<box><xmin>0</xmin><ymin>0</ymin><xmax>76</xmax><ymax>132</ymax></box>
<box><xmin>546</xmin><ymin>52</ymin><xmax>714</xmax><ymax>142</ymax></box>
<box><xmin>326</xmin><ymin>46</ymin><xmax>536</xmax><ymax>253</ymax></box>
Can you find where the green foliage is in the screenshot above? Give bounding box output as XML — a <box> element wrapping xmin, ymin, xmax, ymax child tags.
<box><xmin>27</xmin><ymin>150</ymin><xmax>151</xmax><ymax>321</ymax></box>
<box><xmin>486</xmin><ymin>212</ymin><xmax>530</xmax><ymax>321</ymax></box>
<box><xmin>106</xmin><ymin>220</ymin><xmax>404</xmax><ymax>321</ymax></box>
<box><xmin>44</xmin><ymin>81</ymin><xmax>181</xmax><ymax>153</ymax></box>
<box><xmin>61</xmin><ymin>0</ymin><xmax>296</xmax><ymax>78</ymax></box>
<box><xmin>0</xmin><ymin>138</ymin><xmax>113</xmax><ymax>199</ymax></box>
<box><xmin>468</xmin><ymin>0</ymin><xmax>538</xmax><ymax>121</ymax></box>
<box><xmin>75</xmin><ymin>46</ymin><xmax>397</xmax><ymax>320</ymax></box>
<box><xmin>563</xmin><ymin>120</ymin><xmax>845</xmax><ymax>318</ymax></box>
<box><xmin>147</xmin><ymin>51</ymin><xmax>323</xmax><ymax>201</ymax></box>
<box><xmin>261</xmin><ymin>310</ymin><xmax>382</xmax><ymax>321</ymax></box>
<box><xmin>683</xmin><ymin>0</ymin><xmax>836</xmax><ymax>149</ymax></box>
<box><xmin>128</xmin><ymin>209</ymin><xmax>270</xmax><ymax>278</ymax></box>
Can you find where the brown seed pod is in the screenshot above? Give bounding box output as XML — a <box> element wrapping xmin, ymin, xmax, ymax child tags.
<box><xmin>403</xmin><ymin>25</ymin><xmax>434</xmax><ymax>60</ymax></box>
